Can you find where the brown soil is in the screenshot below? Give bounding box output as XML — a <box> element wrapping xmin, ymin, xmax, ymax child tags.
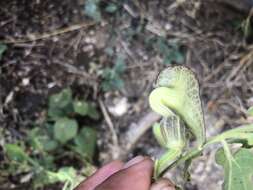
<box><xmin>1</xmin><ymin>0</ymin><xmax>253</xmax><ymax>189</ymax></box>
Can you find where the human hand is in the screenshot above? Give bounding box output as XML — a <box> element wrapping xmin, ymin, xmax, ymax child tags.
<box><xmin>75</xmin><ymin>156</ymin><xmax>175</xmax><ymax>190</ymax></box>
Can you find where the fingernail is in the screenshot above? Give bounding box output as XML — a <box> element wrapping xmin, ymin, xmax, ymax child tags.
<box><xmin>123</xmin><ymin>156</ymin><xmax>144</xmax><ymax>169</ymax></box>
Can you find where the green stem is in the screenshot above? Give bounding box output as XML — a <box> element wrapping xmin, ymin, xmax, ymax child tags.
<box><xmin>162</xmin><ymin>125</ymin><xmax>253</xmax><ymax>175</ymax></box>
<box><xmin>221</xmin><ymin>140</ymin><xmax>233</xmax><ymax>190</ymax></box>
<box><xmin>205</xmin><ymin>124</ymin><xmax>253</xmax><ymax>147</ymax></box>
<box><xmin>154</xmin><ymin>148</ymin><xmax>182</xmax><ymax>179</ymax></box>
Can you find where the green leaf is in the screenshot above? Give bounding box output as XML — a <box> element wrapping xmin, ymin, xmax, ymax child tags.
<box><xmin>54</xmin><ymin>167</ymin><xmax>76</xmax><ymax>182</ymax></box>
<box><xmin>101</xmin><ymin>68</ymin><xmax>112</xmax><ymax>79</ymax></box>
<box><xmin>215</xmin><ymin>148</ymin><xmax>226</xmax><ymax>165</ymax></box>
<box><xmin>114</xmin><ymin>55</ymin><xmax>126</xmax><ymax>73</ymax></box>
<box><xmin>104</xmin><ymin>47</ymin><xmax>114</xmax><ymax>56</ymax></box>
<box><xmin>27</xmin><ymin>127</ymin><xmax>58</xmax><ymax>152</ymax></box>
<box><xmin>216</xmin><ymin>148</ymin><xmax>253</xmax><ymax>190</ymax></box>
<box><xmin>46</xmin><ymin>167</ymin><xmax>83</xmax><ymax>190</ymax></box>
<box><xmin>101</xmin><ymin>73</ymin><xmax>124</xmax><ymax>91</ymax></box>
<box><xmin>27</xmin><ymin>127</ymin><xmax>44</xmax><ymax>150</ymax></box>
<box><xmin>48</xmin><ymin>88</ymin><xmax>73</xmax><ymax>119</ymax></box>
<box><xmin>39</xmin><ymin>155</ymin><xmax>55</xmax><ymax>170</ymax></box>
<box><xmin>164</xmin><ymin>50</ymin><xmax>184</xmax><ymax>65</ymax></box>
<box><xmin>32</xmin><ymin>170</ymin><xmax>52</xmax><ymax>189</ymax></box>
<box><xmin>49</xmin><ymin>88</ymin><xmax>72</xmax><ymax>109</ymax></box>
<box><xmin>157</xmin><ymin>38</ymin><xmax>170</xmax><ymax>55</ymax></box>
<box><xmin>155</xmin><ymin>38</ymin><xmax>184</xmax><ymax>65</ymax></box>
<box><xmin>42</xmin><ymin>140</ymin><xmax>59</xmax><ymax>152</ymax></box>
<box><xmin>48</xmin><ymin>107</ymin><xmax>66</xmax><ymax>119</ymax></box>
<box><xmin>247</xmin><ymin>107</ymin><xmax>253</xmax><ymax>117</ymax></box>
<box><xmin>87</xmin><ymin>104</ymin><xmax>100</xmax><ymax>120</ymax></box>
<box><xmin>105</xmin><ymin>3</ymin><xmax>118</xmax><ymax>13</ymax></box>
<box><xmin>84</xmin><ymin>0</ymin><xmax>101</xmax><ymax>22</ymax></box>
<box><xmin>73</xmin><ymin>100</ymin><xmax>89</xmax><ymax>116</ymax></box>
<box><xmin>5</xmin><ymin>144</ymin><xmax>28</xmax><ymax>162</ymax></box>
<box><xmin>0</xmin><ymin>43</ymin><xmax>7</xmax><ymax>60</ymax></box>
<box><xmin>74</xmin><ymin>127</ymin><xmax>97</xmax><ymax>160</ymax></box>
<box><xmin>54</xmin><ymin>118</ymin><xmax>78</xmax><ymax>144</ymax></box>
<box><xmin>101</xmin><ymin>57</ymin><xmax>126</xmax><ymax>91</ymax></box>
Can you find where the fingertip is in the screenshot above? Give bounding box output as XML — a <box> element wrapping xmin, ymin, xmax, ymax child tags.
<box><xmin>75</xmin><ymin>160</ymin><xmax>124</xmax><ymax>190</ymax></box>
<box><xmin>95</xmin><ymin>157</ymin><xmax>154</xmax><ymax>190</ymax></box>
<box><xmin>123</xmin><ymin>156</ymin><xmax>145</xmax><ymax>169</ymax></box>
<box><xmin>143</xmin><ymin>157</ymin><xmax>154</xmax><ymax>166</ymax></box>
<box><xmin>96</xmin><ymin>160</ymin><xmax>125</xmax><ymax>178</ymax></box>
<box><xmin>123</xmin><ymin>157</ymin><xmax>154</xmax><ymax>177</ymax></box>
<box><xmin>122</xmin><ymin>156</ymin><xmax>154</xmax><ymax>173</ymax></box>
<box><xmin>123</xmin><ymin>157</ymin><xmax>154</xmax><ymax>183</ymax></box>
<box><xmin>140</xmin><ymin>157</ymin><xmax>154</xmax><ymax>171</ymax></box>
<box><xmin>107</xmin><ymin>160</ymin><xmax>125</xmax><ymax>170</ymax></box>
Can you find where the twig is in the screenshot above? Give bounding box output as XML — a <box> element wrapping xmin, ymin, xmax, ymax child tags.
<box><xmin>53</xmin><ymin>60</ymin><xmax>95</xmax><ymax>80</ymax></box>
<box><xmin>204</xmin><ymin>60</ymin><xmax>227</xmax><ymax>82</ymax></box>
<box><xmin>217</xmin><ymin>99</ymin><xmax>248</xmax><ymax>115</ymax></box>
<box><xmin>226</xmin><ymin>49</ymin><xmax>253</xmax><ymax>82</ymax></box>
<box><xmin>0</xmin><ymin>22</ymin><xmax>96</xmax><ymax>44</ymax></box>
<box><xmin>209</xmin><ymin>0</ymin><xmax>253</xmax><ymax>13</ymax></box>
<box><xmin>120</xmin><ymin>40</ymin><xmax>138</xmax><ymax>65</ymax></box>
<box><xmin>146</xmin><ymin>22</ymin><xmax>166</xmax><ymax>37</ymax></box>
<box><xmin>98</xmin><ymin>98</ymin><xmax>120</xmax><ymax>159</ymax></box>
<box><xmin>123</xmin><ymin>3</ymin><xmax>138</xmax><ymax>17</ymax></box>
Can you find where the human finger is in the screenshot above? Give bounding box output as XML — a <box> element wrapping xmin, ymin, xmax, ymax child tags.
<box><xmin>75</xmin><ymin>160</ymin><xmax>124</xmax><ymax>190</ymax></box>
<box><xmin>95</xmin><ymin>157</ymin><xmax>153</xmax><ymax>190</ymax></box>
<box><xmin>150</xmin><ymin>178</ymin><xmax>175</xmax><ymax>190</ymax></box>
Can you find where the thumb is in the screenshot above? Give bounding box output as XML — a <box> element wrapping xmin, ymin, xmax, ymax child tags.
<box><xmin>75</xmin><ymin>160</ymin><xmax>124</xmax><ymax>190</ymax></box>
<box><xmin>95</xmin><ymin>157</ymin><xmax>153</xmax><ymax>190</ymax></box>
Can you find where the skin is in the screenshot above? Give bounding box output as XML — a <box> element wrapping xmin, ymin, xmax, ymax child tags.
<box><xmin>75</xmin><ymin>156</ymin><xmax>175</xmax><ymax>190</ymax></box>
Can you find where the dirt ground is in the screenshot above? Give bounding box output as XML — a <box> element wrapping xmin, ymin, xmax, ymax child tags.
<box><xmin>0</xmin><ymin>0</ymin><xmax>253</xmax><ymax>190</ymax></box>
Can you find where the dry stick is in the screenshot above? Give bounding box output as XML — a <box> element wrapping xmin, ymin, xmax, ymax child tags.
<box><xmin>233</xmin><ymin>55</ymin><xmax>253</xmax><ymax>84</ymax></box>
<box><xmin>123</xmin><ymin>3</ymin><xmax>138</xmax><ymax>17</ymax></box>
<box><xmin>98</xmin><ymin>98</ymin><xmax>120</xmax><ymax>159</ymax></box>
<box><xmin>0</xmin><ymin>22</ymin><xmax>96</xmax><ymax>44</ymax></box>
<box><xmin>209</xmin><ymin>0</ymin><xmax>253</xmax><ymax>13</ymax></box>
<box><xmin>204</xmin><ymin>60</ymin><xmax>227</xmax><ymax>82</ymax></box>
<box><xmin>226</xmin><ymin>49</ymin><xmax>253</xmax><ymax>82</ymax></box>
<box><xmin>217</xmin><ymin>99</ymin><xmax>248</xmax><ymax>115</ymax></box>
<box><xmin>120</xmin><ymin>40</ymin><xmax>137</xmax><ymax>64</ymax></box>
<box><xmin>120</xmin><ymin>112</ymin><xmax>161</xmax><ymax>159</ymax></box>
<box><xmin>53</xmin><ymin>60</ymin><xmax>96</xmax><ymax>80</ymax></box>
